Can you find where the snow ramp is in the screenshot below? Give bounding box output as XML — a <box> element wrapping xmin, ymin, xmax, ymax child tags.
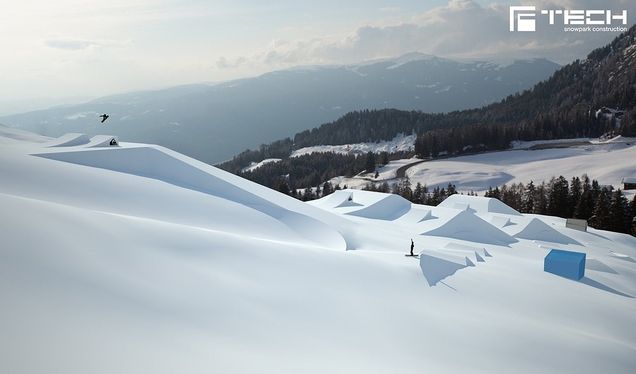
<box><xmin>395</xmin><ymin>206</ymin><xmax>436</xmax><ymax>224</ymax></box>
<box><xmin>419</xmin><ymin>250</ymin><xmax>474</xmax><ymax>286</ymax></box>
<box><xmin>421</xmin><ymin>210</ymin><xmax>517</xmax><ymax>246</ymax></box>
<box><xmin>309</xmin><ymin>190</ymin><xmax>363</xmax><ymax>209</ymax></box>
<box><xmin>344</xmin><ymin>193</ymin><xmax>412</xmax><ymax>221</ymax></box>
<box><xmin>84</xmin><ymin>135</ymin><xmax>119</xmax><ymax>147</ymax></box>
<box><xmin>438</xmin><ymin>195</ymin><xmax>522</xmax><ymax>216</ymax></box>
<box><xmin>490</xmin><ymin>215</ymin><xmax>515</xmax><ymax>228</ymax></box>
<box><xmin>35</xmin><ymin>145</ymin><xmax>348</xmax><ymax>250</ymax></box>
<box><xmin>511</xmin><ymin>218</ymin><xmax>580</xmax><ymax>245</ymax></box>
<box><xmin>45</xmin><ymin>133</ymin><xmax>91</xmax><ymax>147</ymax></box>
<box><xmin>444</xmin><ymin>242</ymin><xmax>491</xmax><ymax>260</ymax></box>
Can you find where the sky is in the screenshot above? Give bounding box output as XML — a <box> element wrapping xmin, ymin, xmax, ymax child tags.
<box><xmin>0</xmin><ymin>0</ymin><xmax>633</xmax><ymax>114</ymax></box>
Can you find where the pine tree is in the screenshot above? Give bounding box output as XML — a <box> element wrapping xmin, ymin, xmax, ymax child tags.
<box><xmin>533</xmin><ymin>182</ymin><xmax>548</xmax><ymax>215</ymax></box>
<box><xmin>413</xmin><ymin>183</ymin><xmax>425</xmax><ymax>204</ymax></box>
<box><xmin>589</xmin><ymin>189</ymin><xmax>610</xmax><ymax>230</ymax></box>
<box><xmin>380</xmin><ymin>151</ymin><xmax>389</xmax><ymax>166</ymax></box>
<box><xmin>608</xmin><ymin>190</ymin><xmax>629</xmax><ymax>233</ymax></box>
<box><xmin>401</xmin><ymin>179</ymin><xmax>413</xmax><ymax>201</ymax></box>
<box><xmin>522</xmin><ymin>181</ymin><xmax>535</xmax><ymax>213</ymax></box>
<box><xmin>446</xmin><ymin>183</ymin><xmax>457</xmax><ymax>196</ymax></box>
<box><xmin>322</xmin><ymin>181</ymin><xmax>333</xmax><ymax>196</ymax></box>
<box><xmin>574</xmin><ymin>190</ymin><xmax>594</xmax><ymax>219</ymax></box>
<box><xmin>569</xmin><ymin>176</ymin><xmax>582</xmax><ymax>217</ymax></box>
<box><xmin>302</xmin><ymin>187</ymin><xmax>314</xmax><ymax>201</ymax></box>
<box><xmin>364</xmin><ymin>152</ymin><xmax>376</xmax><ymax>173</ymax></box>
<box><xmin>547</xmin><ymin>176</ymin><xmax>569</xmax><ymax>218</ymax></box>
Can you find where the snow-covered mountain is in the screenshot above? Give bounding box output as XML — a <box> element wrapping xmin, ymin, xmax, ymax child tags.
<box><xmin>1</xmin><ymin>126</ymin><xmax>635</xmax><ymax>373</ymax></box>
<box><xmin>0</xmin><ymin>54</ymin><xmax>559</xmax><ymax>163</ymax></box>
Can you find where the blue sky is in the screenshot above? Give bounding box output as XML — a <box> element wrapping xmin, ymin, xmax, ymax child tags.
<box><xmin>0</xmin><ymin>0</ymin><xmax>633</xmax><ymax>113</ymax></box>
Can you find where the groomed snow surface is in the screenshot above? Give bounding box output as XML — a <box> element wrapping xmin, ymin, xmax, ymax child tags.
<box><xmin>1</xmin><ymin>128</ymin><xmax>636</xmax><ymax>374</ymax></box>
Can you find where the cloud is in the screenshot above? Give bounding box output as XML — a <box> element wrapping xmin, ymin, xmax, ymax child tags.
<box><xmin>44</xmin><ymin>38</ymin><xmax>129</xmax><ymax>51</ymax></box>
<box><xmin>379</xmin><ymin>7</ymin><xmax>401</xmax><ymax>13</ymax></box>
<box><xmin>217</xmin><ymin>0</ymin><xmax>635</xmax><ymax>69</ymax></box>
<box><xmin>216</xmin><ymin>56</ymin><xmax>248</xmax><ymax>69</ymax></box>
<box><xmin>45</xmin><ymin>39</ymin><xmax>97</xmax><ymax>50</ymax></box>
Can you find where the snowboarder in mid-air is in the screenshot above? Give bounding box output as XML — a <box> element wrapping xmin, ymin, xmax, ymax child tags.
<box><xmin>99</xmin><ymin>114</ymin><xmax>109</xmax><ymax>123</ymax></box>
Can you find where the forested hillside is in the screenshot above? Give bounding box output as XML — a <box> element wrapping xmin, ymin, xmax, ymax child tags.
<box><xmin>221</xmin><ymin>26</ymin><xmax>635</xmax><ymax>176</ymax></box>
<box><xmin>218</xmin><ymin>26</ymin><xmax>636</xmax><ymax>210</ymax></box>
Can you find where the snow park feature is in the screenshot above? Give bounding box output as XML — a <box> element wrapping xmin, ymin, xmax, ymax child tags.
<box><xmin>544</xmin><ymin>249</ymin><xmax>586</xmax><ymax>281</ymax></box>
<box><xmin>1</xmin><ymin>125</ymin><xmax>636</xmax><ymax>374</ymax></box>
<box><xmin>45</xmin><ymin>133</ymin><xmax>91</xmax><ymax>147</ymax></box>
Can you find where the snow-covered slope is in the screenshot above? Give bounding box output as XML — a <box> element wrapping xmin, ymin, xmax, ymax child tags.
<box><xmin>1</xmin><ymin>128</ymin><xmax>635</xmax><ymax>374</ymax></box>
<box><xmin>240</xmin><ymin>158</ymin><xmax>282</xmax><ymax>172</ymax></box>
<box><xmin>292</xmin><ymin>133</ymin><xmax>416</xmax><ymax>157</ymax></box>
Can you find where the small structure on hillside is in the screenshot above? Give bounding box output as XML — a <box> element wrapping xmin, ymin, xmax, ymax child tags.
<box><xmin>544</xmin><ymin>249</ymin><xmax>586</xmax><ymax>281</ymax></box>
<box><xmin>622</xmin><ymin>177</ymin><xmax>636</xmax><ymax>190</ymax></box>
<box><xmin>565</xmin><ymin>218</ymin><xmax>587</xmax><ymax>232</ymax></box>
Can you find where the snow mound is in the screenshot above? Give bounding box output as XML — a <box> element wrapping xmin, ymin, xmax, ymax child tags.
<box><xmin>35</xmin><ymin>146</ymin><xmax>347</xmax><ymax>250</ymax></box>
<box><xmin>45</xmin><ymin>133</ymin><xmax>91</xmax><ymax>147</ymax></box>
<box><xmin>344</xmin><ymin>193</ymin><xmax>412</xmax><ymax>221</ymax></box>
<box><xmin>419</xmin><ymin>250</ymin><xmax>474</xmax><ymax>286</ymax></box>
<box><xmin>310</xmin><ymin>189</ymin><xmax>411</xmax><ymax>220</ymax></box>
<box><xmin>439</xmin><ymin>194</ymin><xmax>522</xmax><ymax>216</ymax></box>
<box><xmin>421</xmin><ymin>210</ymin><xmax>517</xmax><ymax>246</ymax></box>
<box><xmin>511</xmin><ymin>218</ymin><xmax>580</xmax><ymax>245</ymax></box>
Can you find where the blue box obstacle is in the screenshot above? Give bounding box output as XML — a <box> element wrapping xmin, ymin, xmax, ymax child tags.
<box><xmin>544</xmin><ymin>249</ymin><xmax>586</xmax><ymax>280</ymax></box>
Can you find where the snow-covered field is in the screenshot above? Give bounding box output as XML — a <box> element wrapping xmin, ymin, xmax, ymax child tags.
<box><xmin>1</xmin><ymin>126</ymin><xmax>635</xmax><ymax>374</ymax></box>
<box><xmin>331</xmin><ymin>138</ymin><xmax>636</xmax><ymax>195</ymax></box>
<box><xmin>407</xmin><ymin>138</ymin><xmax>636</xmax><ymax>193</ymax></box>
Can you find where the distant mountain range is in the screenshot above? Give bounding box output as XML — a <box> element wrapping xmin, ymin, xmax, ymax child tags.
<box><xmin>0</xmin><ymin>53</ymin><xmax>559</xmax><ymax>163</ymax></box>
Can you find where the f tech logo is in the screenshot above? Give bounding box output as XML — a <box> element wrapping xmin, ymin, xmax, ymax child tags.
<box><xmin>509</xmin><ymin>6</ymin><xmax>628</xmax><ymax>32</ymax></box>
<box><xmin>510</xmin><ymin>6</ymin><xmax>536</xmax><ymax>32</ymax></box>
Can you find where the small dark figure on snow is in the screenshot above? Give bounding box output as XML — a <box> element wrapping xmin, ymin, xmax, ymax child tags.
<box><xmin>410</xmin><ymin>239</ymin><xmax>414</xmax><ymax>256</ymax></box>
<box><xmin>99</xmin><ymin>114</ymin><xmax>109</xmax><ymax>123</ymax></box>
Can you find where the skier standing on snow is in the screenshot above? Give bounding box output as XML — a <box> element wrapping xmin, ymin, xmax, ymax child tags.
<box><xmin>410</xmin><ymin>239</ymin><xmax>414</xmax><ymax>256</ymax></box>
